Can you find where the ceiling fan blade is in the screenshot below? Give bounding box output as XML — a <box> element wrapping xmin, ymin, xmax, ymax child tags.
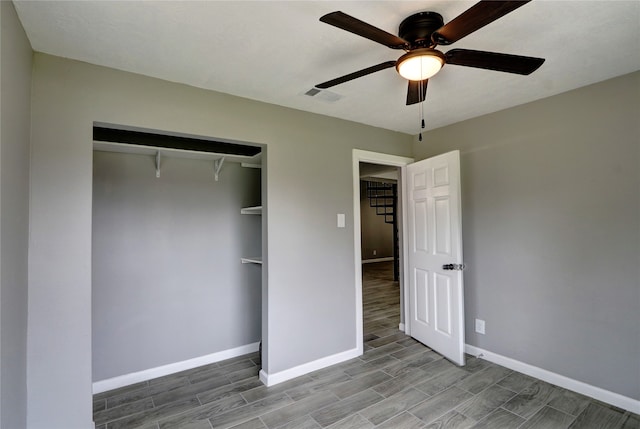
<box><xmin>433</xmin><ymin>1</ymin><xmax>531</xmax><ymax>45</ymax></box>
<box><xmin>320</xmin><ymin>11</ymin><xmax>408</xmax><ymax>49</ymax></box>
<box><xmin>445</xmin><ymin>49</ymin><xmax>544</xmax><ymax>75</ymax></box>
<box><xmin>316</xmin><ymin>61</ymin><xmax>397</xmax><ymax>89</ymax></box>
<box><xmin>406</xmin><ymin>79</ymin><xmax>428</xmax><ymax>105</ymax></box>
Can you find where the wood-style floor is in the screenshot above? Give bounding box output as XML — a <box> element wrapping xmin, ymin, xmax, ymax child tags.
<box><xmin>93</xmin><ymin>262</ymin><xmax>639</xmax><ymax>428</ymax></box>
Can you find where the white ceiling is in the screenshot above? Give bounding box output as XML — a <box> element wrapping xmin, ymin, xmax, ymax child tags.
<box><xmin>13</xmin><ymin>1</ymin><xmax>640</xmax><ymax>134</ymax></box>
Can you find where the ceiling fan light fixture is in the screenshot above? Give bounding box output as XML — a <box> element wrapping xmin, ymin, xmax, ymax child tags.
<box><xmin>396</xmin><ymin>49</ymin><xmax>445</xmax><ymax>81</ymax></box>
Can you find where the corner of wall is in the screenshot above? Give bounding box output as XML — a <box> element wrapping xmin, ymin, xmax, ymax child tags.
<box><xmin>0</xmin><ymin>1</ymin><xmax>33</xmax><ymax>428</ymax></box>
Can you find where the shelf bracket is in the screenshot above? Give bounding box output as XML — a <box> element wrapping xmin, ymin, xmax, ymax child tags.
<box><xmin>214</xmin><ymin>157</ymin><xmax>225</xmax><ymax>181</ymax></box>
<box><xmin>155</xmin><ymin>151</ymin><xmax>161</xmax><ymax>178</ymax></box>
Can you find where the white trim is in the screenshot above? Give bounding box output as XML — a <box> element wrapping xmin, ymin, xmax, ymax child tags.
<box><xmin>399</xmin><ymin>323</ymin><xmax>405</xmax><ymax>332</ymax></box>
<box><xmin>353</xmin><ymin>149</ymin><xmax>414</xmax><ymax>358</ymax></box>
<box><xmin>361</xmin><ymin>257</ymin><xmax>394</xmax><ymax>264</ymax></box>
<box><xmin>465</xmin><ymin>344</ymin><xmax>640</xmax><ymax>414</ymax></box>
<box><xmin>259</xmin><ymin>369</ymin><xmax>269</xmax><ymax>386</ymax></box>
<box><xmin>400</xmin><ymin>164</ymin><xmax>411</xmax><ymax>337</ymax></box>
<box><xmin>92</xmin><ymin>342</ymin><xmax>260</xmax><ymax>394</ymax></box>
<box><xmin>259</xmin><ymin>347</ymin><xmax>360</xmax><ymax>386</ymax></box>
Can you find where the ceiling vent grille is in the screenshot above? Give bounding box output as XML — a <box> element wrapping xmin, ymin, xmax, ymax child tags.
<box><xmin>303</xmin><ymin>88</ymin><xmax>343</xmax><ymax>103</ymax></box>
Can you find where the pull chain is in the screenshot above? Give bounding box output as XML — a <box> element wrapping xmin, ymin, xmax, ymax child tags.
<box><xmin>421</xmin><ymin>62</ymin><xmax>424</xmax><ymax>129</ymax></box>
<box><xmin>418</xmin><ymin>59</ymin><xmax>426</xmax><ymax>142</ymax></box>
<box><xmin>418</xmin><ymin>78</ymin><xmax>426</xmax><ymax>142</ymax></box>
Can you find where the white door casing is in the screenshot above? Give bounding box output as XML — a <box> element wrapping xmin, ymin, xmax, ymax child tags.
<box><xmin>406</xmin><ymin>150</ymin><xmax>465</xmax><ymax>365</ymax></box>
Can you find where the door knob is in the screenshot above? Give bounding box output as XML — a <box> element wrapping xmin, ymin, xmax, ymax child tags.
<box><xmin>443</xmin><ymin>264</ymin><xmax>465</xmax><ymax>271</ymax></box>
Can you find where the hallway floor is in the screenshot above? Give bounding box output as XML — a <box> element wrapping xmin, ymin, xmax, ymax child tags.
<box><xmin>93</xmin><ymin>262</ymin><xmax>639</xmax><ymax>428</ymax></box>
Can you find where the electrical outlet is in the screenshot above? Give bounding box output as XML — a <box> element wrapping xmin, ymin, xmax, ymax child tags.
<box><xmin>475</xmin><ymin>319</ymin><xmax>486</xmax><ymax>335</ymax></box>
<box><xmin>373</xmin><ymin>250</ymin><xmax>377</xmax><ymax>256</ymax></box>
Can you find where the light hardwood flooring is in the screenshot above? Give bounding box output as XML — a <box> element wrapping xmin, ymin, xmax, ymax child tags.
<box><xmin>94</xmin><ymin>262</ymin><xmax>639</xmax><ymax>428</ymax></box>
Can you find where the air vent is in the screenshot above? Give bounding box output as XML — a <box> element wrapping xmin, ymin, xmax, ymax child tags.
<box><xmin>303</xmin><ymin>88</ymin><xmax>343</xmax><ymax>103</ymax></box>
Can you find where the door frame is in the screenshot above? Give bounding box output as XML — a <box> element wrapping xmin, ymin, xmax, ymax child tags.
<box><xmin>352</xmin><ymin>149</ymin><xmax>414</xmax><ymax>355</ymax></box>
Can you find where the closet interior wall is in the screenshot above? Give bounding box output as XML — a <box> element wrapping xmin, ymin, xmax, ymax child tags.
<box><xmin>92</xmin><ymin>150</ymin><xmax>262</xmax><ymax>382</ymax></box>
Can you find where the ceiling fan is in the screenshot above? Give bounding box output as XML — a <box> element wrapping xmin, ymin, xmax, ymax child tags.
<box><xmin>315</xmin><ymin>0</ymin><xmax>545</xmax><ymax>106</ymax></box>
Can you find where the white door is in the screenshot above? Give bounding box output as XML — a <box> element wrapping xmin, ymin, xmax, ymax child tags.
<box><xmin>406</xmin><ymin>150</ymin><xmax>465</xmax><ymax>365</ymax></box>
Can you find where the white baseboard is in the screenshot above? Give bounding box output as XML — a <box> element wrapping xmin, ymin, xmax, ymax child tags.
<box><xmin>361</xmin><ymin>257</ymin><xmax>394</xmax><ymax>264</ymax></box>
<box><xmin>465</xmin><ymin>344</ymin><xmax>640</xmax><ymax>414</ymax></box>
<box><xmin>259</xmin><ymin>347</ymin><xmax>361</xmax><ymax>387</ymax></box>
<box><xmin>399</xmin><ymin>323</ymin><xmax>405</xmax><ymax>332</ymax></box>
<box><xmin>93</xmin><ymin>342</ymin><xmax>260</xmax><ymax>394</ymax></box>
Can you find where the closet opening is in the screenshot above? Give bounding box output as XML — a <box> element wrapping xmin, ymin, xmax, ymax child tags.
<box><xmin>91</xmin><ymin>123</ymin><xmax>265</xmax><ymax>396</ymax></box>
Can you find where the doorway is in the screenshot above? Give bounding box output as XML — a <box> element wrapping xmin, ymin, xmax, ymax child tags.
<box><xmin>352</xmin><ymin>150</ymin><xmax>414</xmax><ymax>355</ymax></box>
<box><xmin>354</xmin><ymin>149</ymin><xmax>466</xmax><ymax>366</ymax></box>
<box><xmin>359</xmin><ymin>165</ymin><xmax>401</xmax><ymax>348</ymax></box>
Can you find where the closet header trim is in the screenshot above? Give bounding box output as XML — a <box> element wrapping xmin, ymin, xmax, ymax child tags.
<box><xmin>93</xmin><ymin>126</ymin><xmax>261</xmax><ymax>157</ymax></box>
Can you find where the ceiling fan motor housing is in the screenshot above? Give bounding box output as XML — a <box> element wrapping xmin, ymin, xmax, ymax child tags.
<box><xmin>398</xmin><ymin>12</ymin><xmax>444</xmax><ymax>48</ymax></box>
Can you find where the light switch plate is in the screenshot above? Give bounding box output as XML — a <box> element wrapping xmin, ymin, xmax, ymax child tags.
<box><xmin>337</xmin><ymin>213</ymin><xmax>345</xmax><ymax>228</ymax></box>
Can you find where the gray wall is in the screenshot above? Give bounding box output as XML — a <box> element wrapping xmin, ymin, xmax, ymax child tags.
<box><xmin>0</xmin><ymin>2</ymin><xmax>31</xmax><ymax>428</ymax></box>
<box><xmin>413</xmin><ymin>72</ymin><xmax>640</xmax><ymax>400</ymax></box>
<box><xmin>360</xmin><ymin>181</ymin><xmax>393</xmax><ymax>260</ymax></box>
<box><xmin>28</xmin><ymin>53</ymin><xmax>412</xmax><ymax>427</ymax></box>
<box><xmin>92</xmin><ymin>152</ymin><xmax>261</xmax><ymax>381</ymax></box>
